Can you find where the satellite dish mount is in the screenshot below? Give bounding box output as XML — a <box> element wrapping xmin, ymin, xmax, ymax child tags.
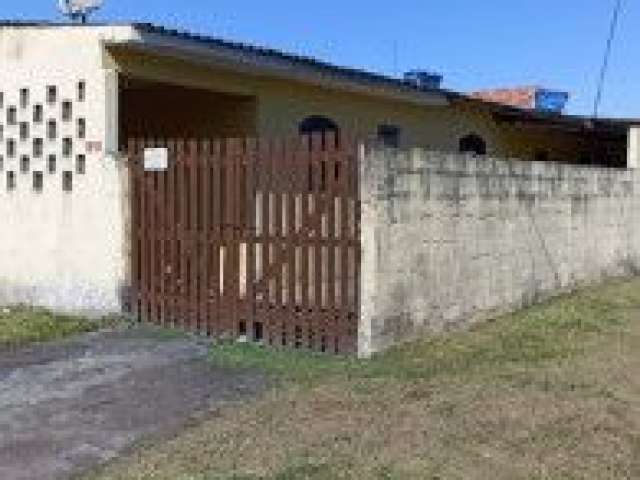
<box><xmin>58</xmin><ymin>0</ymin><xmax>103</xmax><ymax>24</ymax></box>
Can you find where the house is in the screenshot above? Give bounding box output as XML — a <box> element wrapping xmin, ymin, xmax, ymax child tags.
<box><xmin>1</xmin><ymin>22</ymin><xmax>637</xmax><ymax>166</ymax></box>
<box><xmin>1</xmin><ymin>21</ymin><xmax>640</xmax><ymax>355</ymax></box>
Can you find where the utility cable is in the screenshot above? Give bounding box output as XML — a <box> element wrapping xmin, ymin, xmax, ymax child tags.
<box><xmin>593</xmin><ymin>0</ymin><xmax>623</xmax><ymax>118</ymax></box>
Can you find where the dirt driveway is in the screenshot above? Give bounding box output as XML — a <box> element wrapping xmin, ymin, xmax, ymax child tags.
<box><xmin>0</xmin><ymin>327</ymin><xmax>268</xmax><ymax>480</ymax></box>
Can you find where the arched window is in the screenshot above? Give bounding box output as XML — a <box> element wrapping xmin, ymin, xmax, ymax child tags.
<box><xmin>298</xmin><ymin>115</ymin><xmax>339</xmax><ymax>136</ymax></box>
<box><xmin>459</xmin><ymin>133</ymin><xmax>487</xmax><ymax>156</ymax></box>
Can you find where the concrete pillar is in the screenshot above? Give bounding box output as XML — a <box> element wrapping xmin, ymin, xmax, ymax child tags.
<box><xmin>627</xmin><ymin>126</ymin><xmax>640</xmax><ymax>169</ymax></box>
<box><xmin>358</xmin><ymin>144</ymin><xmax>378</xmax><ymax>358</ymax></box>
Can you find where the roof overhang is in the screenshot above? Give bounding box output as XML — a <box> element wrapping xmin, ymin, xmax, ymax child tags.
<box><xmin>104</xmin><ymin>27</ymin><xmax>450</xmax><ymax>108</ymax></box>
<box><xmin>452</xmin><ymin>95</ymin><xmax>640</xmax><ymax>138</ymax></box>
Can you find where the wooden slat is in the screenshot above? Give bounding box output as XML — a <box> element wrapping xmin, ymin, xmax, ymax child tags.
<box><xmin>311</xmin><ymin>131</ymin><xmax>325</xmax><ymax>350</ymax></box>
<box><xmin>136</xmin><ymin>138</ymin><xmax>148</xmax><ymax>324</ymax></box>
<box><xmin>326</xmin><ymin>132</ymin><xmax>337</xmax><ymax>317</ymax></box>
<box><xmin>176</xmin><ymin>139</ymin><xmax>187</xmax><ymax>330</ymax></box>
<box><xmin>268</xmin><ymin>139</ymin><xmax>284</xmax><ymax>345</ymax></box>
<box><xmin>148</xmin><ymin>170</ymin><xmax>159</xmax><ymax>326</ymax></box>
<box><xmin>188</xmin><ymin>139</ymin><xmax>199</xmax><ymax>332</ymax></box>
<box><xmin>223</xmin><ymin>138</ymin><xmax>238</xmax><ymax>336</ymax></box>
<box><xmin>200</xmin><ymin>139</ymin><xmax>212</xmax><ymax>336</ymax></box>
<box><xmin>299</xmin><ymin>135</ymin><xmax>311</xmax><ymax>317</ymax></box>
<box><xmin>259</xmin><ymin>138</ymin><xmax>273</xmax><ymax>343</ymax></box>
<box><xmin>156</xmin><ymin>139</ymin><xmax>168</xmax><ymax>327</ymax></box>
<box><xmin>245</xmin><ymin>138</ymin><xmax>257</xmax><ymax>340</ymax></box>
<box><xmin>166</xmin><ymin>139</ymin><xmax>177</xmax><ymax>328</ymax></box>
<box><xmin>128</xmin><ymin>138</ymin><xmax>140</xmax><ymax>321</ymax></box>
<box><xmin>286</xmin><ymin>137</ymin><xmax>298</xmax><ymax>328</ymax></box>
<box><xmin>210</xmin><ymin>139</ymin><xmax>222</xmax><ymax>336</ymax></box>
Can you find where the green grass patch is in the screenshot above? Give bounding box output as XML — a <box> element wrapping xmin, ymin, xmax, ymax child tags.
<box><xmin>210</xmin><ymin>278</ymin><xmax>639</xmax><ymax>386</ymax></box>
<box><xmin>0</xmin><ymin>305</ymin><xmax>121</xmax><ymax>347</ymax></box>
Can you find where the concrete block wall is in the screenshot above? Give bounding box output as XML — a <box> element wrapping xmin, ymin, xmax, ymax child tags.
<box><xmin>358</xmin><ymin>147</ymin><xmax>640</xmax><ymax>357</ymax></box>
<box><xmin>0</xmin><ymin>25</ymin><xmax>136</xmax><ymax>316</ymax></box>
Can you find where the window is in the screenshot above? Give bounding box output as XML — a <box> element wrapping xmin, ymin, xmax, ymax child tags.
<box><xmin>377</xmin><ymin>124</ymin><xmax>401</xmax><ymax>148</ymax></box>
<box><xmin>77</xmin><ymin>118</ymin><xmax>86</xmax><ymax>139</ymax></box>
<box><xmin>33</xmin><ymin>104</ymin><xmax>43</xmax><ymax>123</ymax></box>
<box><xmin>20</xmin><ymin>155</ymin><xmax>30</xmax><ymax>173</ymax></box>
<box><xmin>459</xmin><ymin>133</ymin><xmax>487</xmax><ymax>156</ymax></box>
<box><xmin>33</xmin><ymin>138</ymin><xmax>43</xmax><ymax>158</ymax></box>
<box><xmin>62</xmin><ymin>171</ymin><xmax>73</xmax><ymax>192</ymax></box>
<box><xmin>0</xmin><ymin>155</ymin><xmax>3</xmax><ymax>171</ymax></box>
<box><xmin>62</xmin><ymin>137</ymin><xmax>72</xmax><ymax>157</ymax></box>
<box><xmin>47</xmin><ymin>119</ymin><xmax>57</xmax><ymax>140</ymax></box>
<box><xmin>76</xmin><ymin>154</ymin><xmax>86</xmax><ymax>174</ymax></box>
<box><xmin>6</xmin><ymin>139</ymin><xmax>16</xmax><ymax>158</ymax></box>
<box><xmin>47</xmin><ymin>154</ymin><xmax>56</xmax><ymax>174</ymax></box>
<box><xmin>0</xmin><ymin>124</ymin><xmax>3</xmax><ymax>142</ymax></box>
<box><xmin>299</xmin><ymin>115</ymin><xmax>340</xmax><ymax>149</ymax></box>
<box><xmin>77</xmin><ymin>80</ymin><xmax>86</xmax><ymax>102</ymax></box>
<box><xmin>33</xmin><ymin>171</ymin><xmax>43</xmax><ymax>193</ymax></box>
<box><xmin>19</xmin><ymin>122</ymin><xmax>29</xmax><ymax>141</ymax></box>
<box><xmin>62</xmin><ymin>101</ymin><xmax>73</xmax><ymax>122</ymax></box>
<box><xmin>299</xmin><ymin>115</ymin><xmax>339</xmax><ymax>136</ymax></box>
<box><xmin>6</xmin><ymin>171</ymin><xmax>15</xmax><ymax>191</ymax></box>
<box><xmin>0</xmin><ymin>92</ymin><xmax>3</xmax><ymax>109</ymax></box>
<box><xmin>19</xmin><ymin>88</ymin><xmax>29</xmax><ymax>109</ymax></box>
<box><xmin>46</xmin><ymin>85</ymin><xmax>57</xmax><ymax>104</ymax></box>
<box><xmin>7</xmin><ymin>106</ymin><xmax>17</xmax><ymax>125</ymax></box>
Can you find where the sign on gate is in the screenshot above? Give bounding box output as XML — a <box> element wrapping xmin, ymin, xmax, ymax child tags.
<box><xmin>144</xmin><ymin>148</ymin><xmax>169</xmax><ymax>171</ymax></box>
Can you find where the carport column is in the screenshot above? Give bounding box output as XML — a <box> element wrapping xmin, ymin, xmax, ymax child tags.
<box><xmin>104</xmin><ymin>69</ymin><xmax>119</xmax><ymax>156</ymax></box>
<box><xmin>103</xmin><ymin>69</ymin><xmax>130</xmax><ymax>315</ymax></box>
<box><xmin>627</xmin><ymin>125</ymin><xmax>640</xmax><ymax>169</ymax></box>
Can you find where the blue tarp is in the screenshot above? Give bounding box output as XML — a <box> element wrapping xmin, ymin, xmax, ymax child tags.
<box><xmin>535</xmin><ymin>90</ymin><xmax>569</xmax><ymax>113</ymax></box>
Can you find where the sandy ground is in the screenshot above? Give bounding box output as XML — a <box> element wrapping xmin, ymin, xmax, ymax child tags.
<box><xmin>0</xmin><ymin>327</ymin><xmax>267</xmax><ymax>480</ymax></box>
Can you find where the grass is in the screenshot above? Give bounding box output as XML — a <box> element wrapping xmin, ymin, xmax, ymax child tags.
<box><xmin>84</xmin><ymin>278</ymin><xmax>640</xmax><ymax>480</ymax></box>
<box><xmin>0</xmin><ymin>305</ymin><xmax>124</xmax><ymax>347</ymax></box>
<box><xmin>210</xmin><ymin>279</ymin><xmax>631</xmax><ymax>385</ymax></box>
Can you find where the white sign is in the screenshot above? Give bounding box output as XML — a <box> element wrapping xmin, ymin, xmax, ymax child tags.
<box><xmin>144</xmin><ymin>148</ymin><xmax>169</xmax><ymax>171</ymax></box>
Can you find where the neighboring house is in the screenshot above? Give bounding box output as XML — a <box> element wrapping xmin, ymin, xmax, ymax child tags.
<box><xmin>471</xmin><ymin>86</ymin><xmax>570</xmax><ymax>113</ymax></box>
<box><xmin>1</xmin><ymin>20</ymin><xmax>640</xmax><ymax>334</ymax></box>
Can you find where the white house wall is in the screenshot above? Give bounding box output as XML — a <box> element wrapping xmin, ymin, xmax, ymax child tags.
<box><xmin>0</xmin><ymin>25</ymin><xmax>137</xmax><ymax>315</ymax></box>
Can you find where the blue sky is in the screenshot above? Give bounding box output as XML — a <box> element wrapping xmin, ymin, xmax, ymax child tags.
<box><xmin>3</xmin><ymin>1</ymin><xmax>636</xmax><ymax>118</ymax></box>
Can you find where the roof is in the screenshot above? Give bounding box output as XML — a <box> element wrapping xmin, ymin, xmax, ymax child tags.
<box><xmin>0</xmin><ymin>20</ymin><xmax>456</xmax><ymax>105</ymax></box>
<box><xmin>481</xmin><ymin>102</ymin><xmax>640</xmax><ymax>136</ymax></box>
<box><xmin>128</xmin><ymin>22</ymin><xmax>461</xmax><ymax>106</ymax></box>
<box><xmin>2</xmin><ymin>20</ymin><xmax>639</xmax><ymax>130</ymax></box>
<box><xmin>471</xmin><ymin>87</ymin><xmax>539</xmax><ymax>109</ymax></box>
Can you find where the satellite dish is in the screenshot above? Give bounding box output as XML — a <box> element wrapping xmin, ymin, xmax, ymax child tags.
<box><xmin>58</xmin><ymin>0</ymin><xmax>103</xmax><ymax>24</ymax></box>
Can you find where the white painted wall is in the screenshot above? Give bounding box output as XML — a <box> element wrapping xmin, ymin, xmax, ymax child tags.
<box><xmin>0</xmin><ymin>25</ymin><xmax>138</xmax><ymax>315</ymax></box>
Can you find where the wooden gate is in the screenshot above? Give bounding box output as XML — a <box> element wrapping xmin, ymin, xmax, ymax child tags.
<box><xmin>126</xmin><ymin>133</ymin><xmax>360</xmax><ymax>354</ymax></box>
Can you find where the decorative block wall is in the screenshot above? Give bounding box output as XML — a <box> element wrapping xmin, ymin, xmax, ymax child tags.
<box><xmin>0</xmin><ymin>80</ymin><xmax>90</xmax><ymax>193</ymax></box>
<box><xmin>0</xmin><ymin>25</ymin><xmax>134</xmax><ymax>315</ymax></box>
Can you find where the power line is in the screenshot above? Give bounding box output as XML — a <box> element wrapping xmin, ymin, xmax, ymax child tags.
<box><xmin>593</xmin><ymin>0</ymin><xmax>623</xmax><ymax>118</ymax></box>
<box><xmin>392</xmin><ymin>40</ymin><xmax>399</xmax><ymax>78</ymax></box>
